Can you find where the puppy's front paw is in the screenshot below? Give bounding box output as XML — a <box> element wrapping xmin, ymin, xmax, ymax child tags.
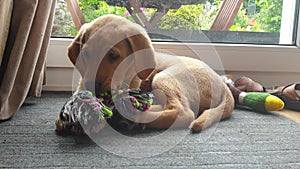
<box><xmin>189</xmin><ymin>119</ymin><xmax>205</xmax><ymax>133</ymax></box>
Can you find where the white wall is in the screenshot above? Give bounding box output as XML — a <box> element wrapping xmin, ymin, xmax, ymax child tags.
<box><xmin>44</xmin><ymin>38</ymin><xmax>300</xmax><ymax>91</ymax></box>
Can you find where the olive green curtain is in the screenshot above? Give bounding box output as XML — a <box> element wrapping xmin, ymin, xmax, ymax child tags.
<box><xmin>0</xmin><ymin>0</ymin><xmax>57</xmax><ymax>120</ymax></box>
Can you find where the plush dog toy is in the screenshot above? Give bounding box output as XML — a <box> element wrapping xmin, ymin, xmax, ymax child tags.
<box><xmin>55</xmin><ymin>89</ymin><xmax>154</xmax><ymax>135</ymax></box>
<box><xmin>222</xmin><ymin>76</ymin><xmax>284</xmax><ymax>112</ymax></box>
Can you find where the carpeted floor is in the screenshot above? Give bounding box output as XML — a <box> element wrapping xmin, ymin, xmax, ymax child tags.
<box><xmin>1</xmin><ymin>92</ymin><xmax>300</xmax><ymax>168</ymax></box>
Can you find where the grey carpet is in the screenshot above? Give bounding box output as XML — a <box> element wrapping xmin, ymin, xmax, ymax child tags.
<box><xmin>1</xmin><ymin>92</ymin><xmax>300</xmax><ymax>168</ymax></box>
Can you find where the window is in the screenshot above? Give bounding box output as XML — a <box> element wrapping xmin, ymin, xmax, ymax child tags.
<box><xmin>46</xmin><ymin>0</ymin><xmax>300</xmax><ymax>91</ymax></box>
<box><xmin>52</xmin><ymin>0</ymin><xmax>299</xmax><ymax>45</ymax></box>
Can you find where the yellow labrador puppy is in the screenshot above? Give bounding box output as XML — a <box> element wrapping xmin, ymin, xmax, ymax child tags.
<box><xmin>67</xmin><ymin>14</ymin><xmax>234</xmax><ymax>133</ymax></box>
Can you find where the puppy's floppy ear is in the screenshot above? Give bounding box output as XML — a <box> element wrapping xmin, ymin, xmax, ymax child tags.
<box><xmin>127</xmin><ymin>34</ymin><xmax>156</xmax><ymax>80</ymax></box>
<box><xmin>67</xmin><ymin>24</ymin><xmax>89</xmax><ymax>75</ymax></box>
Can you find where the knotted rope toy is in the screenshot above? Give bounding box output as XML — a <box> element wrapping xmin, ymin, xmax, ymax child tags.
<box><xmin>99</xmin><ymin>89</ymin><xmax>154</xmax><ymax>131</ymax></box>
<box><xmin>55</xmin><ymin>90</ymin><xmax>113</xmax><ymax>135</ymax></box>
<box><xmin>100</xmin><ymin>89</ymin><xmax>154</xmax><ymax>113</ymax></box>
<box><xmin>56</xmin><ymin>89</ymin><xmax>154</xmax><ymax>135</ymax></box>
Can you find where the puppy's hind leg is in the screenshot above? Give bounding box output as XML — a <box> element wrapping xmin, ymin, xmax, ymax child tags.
<box><xmin>189</xmin><ymin>87</ymin><xmax>234</xmax><ymax>133</ymax></box>
<box><xmin>137</xmin><ymin>70</ymin><xmax>198</xmax><ymax>130</ymax></box>
<box><xmin>134</xmin><ymin>94</ymin><xmax>195</xmax><ymax>129</ymax></box>
<box><xmin>142</xmin><ymin>98</ymin><xmax>195</xmax><ymax>129</ymax></box>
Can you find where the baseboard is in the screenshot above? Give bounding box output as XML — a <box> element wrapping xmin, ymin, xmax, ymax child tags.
<box><xmin>275</xmin><ymin>109</ymin><xmax>300</xmax><ymax>123</ymax></box>
<box><xmin>42</xmin><ymin>85</ymin><xmax>73</xmax><ymax>91</ymax></box>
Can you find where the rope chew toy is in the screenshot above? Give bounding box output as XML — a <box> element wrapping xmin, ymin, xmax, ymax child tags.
<box><xmin>55</xmin><ymin>90</ymin><xmax>113</xmax><ymax>135</ymax></box>
<box><xmin>111</xmin><ymin>89</ymin><xmax>154</xmax><ymax>113</ymax></box>
<box><xmin>56</xmin><ymin>89</ymin><xmax>154</xmax><ymax>134</ymax></box>
<box><xmin>99</xmin><ymin>89</ymin><xmax>154</xmax><ymax>130</ymax></box>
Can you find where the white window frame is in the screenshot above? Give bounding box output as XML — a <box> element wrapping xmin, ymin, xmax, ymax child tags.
<box><xmin>280</xmin><ymin>0</ymin><xmax>297</xmax><ymax>44</ymax></box>
<box><xmin>44</xmin><ymin>2</ymin><xmax>300</xmax><ymax>91</ymax></box>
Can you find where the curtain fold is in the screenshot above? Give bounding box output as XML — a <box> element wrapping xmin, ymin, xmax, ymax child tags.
<box><xmin>0</xmin><ymin>0</ymin><xmax>13</xmax><ymax>66</ymax></box>
<box><xmin>0</xmin><ymin>0</ymin><xmax>57</xmax><ymax>121</ymax></box>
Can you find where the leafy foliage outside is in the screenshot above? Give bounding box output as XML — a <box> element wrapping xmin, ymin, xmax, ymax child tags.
<box><xmin>52</xmin><ymin>0</ymin><xmax>284</xmax><ymax>37</ymax></box>
<box><xmin>52</xmin><ymin>0</ymin><xmax>78</xmax><ymax>37</ymax></box>
<box><xmin>231</xmin><ymin>0</ymin><xmax>283</xmax><ymax>32</ymax></box>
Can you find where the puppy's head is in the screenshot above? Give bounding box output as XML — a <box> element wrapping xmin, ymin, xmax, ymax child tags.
<box><xmin>68</xmin><ymin>14</ymin><xmax>156</xmax><ymax>93</ymax></box>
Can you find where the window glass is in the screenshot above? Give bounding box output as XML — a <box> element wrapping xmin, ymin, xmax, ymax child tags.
<box><xmin>51</xmin><ymin>0</ymin><xmax>298</xmax><ymax>45</ymax></box>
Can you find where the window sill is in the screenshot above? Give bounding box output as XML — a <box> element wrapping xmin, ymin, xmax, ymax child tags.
<box><xmin>44</xmin><ymin>38</ymin><xmax>300</xmax><ymax>91</ymax></box>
